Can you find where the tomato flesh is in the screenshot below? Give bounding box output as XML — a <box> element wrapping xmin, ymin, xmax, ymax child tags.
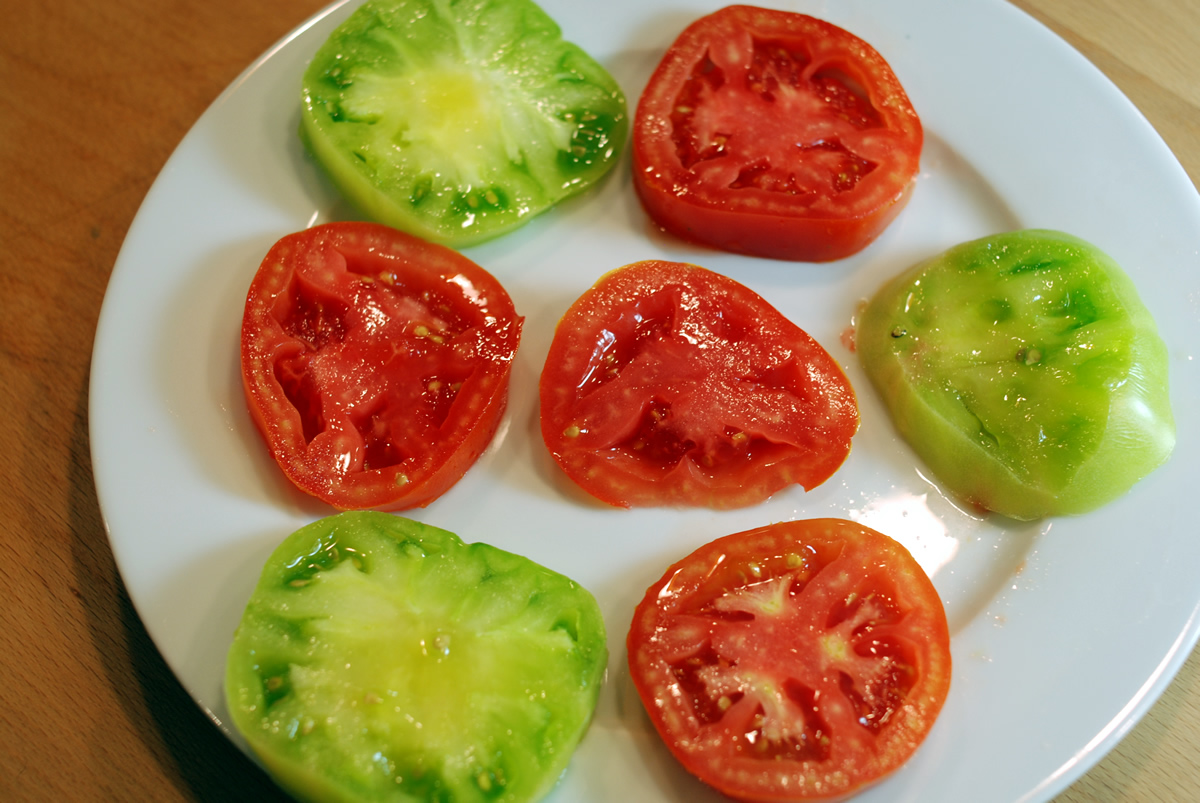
<box><xmin>633</xmin><ymin>5</ymin><xmax>922</xmax><ymax>261</ymax></box>
<box><xmin>226</xmin><ymin>511</ymin><xmax>607</xmax><ymax>802</ymax></box>
<box><xmin>627</xmin><ymin>519</ymin><xmax>951</xmax><ymax>802</ymax></box>
<box><xmin>301</xmin><ymin>0</ymin><xmax>628</xmax><ymax>248</ymax></box>
<box><xmin>539</xmin><ymin>260</ymin><xmax>859</xmax><ymax>509</ymax></box>
<box><xmin>856</xmin><ymin>229</ymin><xmax>1175</xmax><ymax>519</ymax></box>
<box><xmin>241</xmin><ymin>222</ymin><xmax>522</xmax><ymax>511</ymax></box>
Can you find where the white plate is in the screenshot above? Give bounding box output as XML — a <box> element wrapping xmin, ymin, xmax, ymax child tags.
<box><xmin>90</xmin><ymin>1</ymin><xmax>1200</xmax><ymax>800</ymax></box>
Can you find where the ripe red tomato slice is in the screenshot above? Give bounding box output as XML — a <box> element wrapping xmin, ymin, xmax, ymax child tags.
<box><xmin>241</xmin><ymin>221</ymin><xmax>522</xmax><ymax>511</ymax></box>
<box><xmin>633</xmin><ymin>5</ymin><xmax>923</xmax><ymax>262</ymax></box>
<box><xmin>539</xmin><ymin>260</ymin><xmax>858</xmax><ymax>509</ymax></box>
<box><xmin>628</xmin><ymin>519</ymin><xmax>952</xmax><ymax>802</ymax></box>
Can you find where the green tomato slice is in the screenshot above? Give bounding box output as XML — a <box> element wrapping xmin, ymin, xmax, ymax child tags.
<box><xmin>300</xmin><ymin>0</ymin><xmax>628</xmax><ymax>248</ymax></box>
<box><xmin>225</xmin><ymin>511</ymin><xmax>607</xmax><ymax>802</ymax></box>
<box><xmin>857</xmin><ymin>229</ymin><xmax>1175</xmax><ymax>520</ymax></box>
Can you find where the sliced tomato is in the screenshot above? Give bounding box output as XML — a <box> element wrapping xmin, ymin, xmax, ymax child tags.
<box><xmin>632</xmin><ymin>5</ymin><xmax>923</xmax><ymax>262</ymax></box>
<box><xmin>301</xmin><ymin>0</ymin><xmax>628</xmax><ymax>248</ymax></box>
<box><xmin>627</xmin><ymin>519</ymin><xmax>952</xmax><ymax>802</ymax></box>
<box><xmin>857</xmin><ymin>229</ymin><xmax>1175</xmax><ymax>519</ymax></box>
<box><xmin>240</xmin><ymin>222</ymin><xmax>522</xmax><ymax>511</ymax></box>
<box><xmin>538</xmin><ymin>260</ymin><xmax>858</xmax><ymax>509</ymax></box>
<box><xmin>226</xmin><ymin>512</ymin><xmax>607</xmax><ymax>802</ymax></box>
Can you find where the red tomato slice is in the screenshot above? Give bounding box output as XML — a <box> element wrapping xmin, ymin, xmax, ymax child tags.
<box><xmin>628</xmin><ymin>519</ymin><xmax>952</xmax><ymax>802</ymax></box>
<box><xmin>539</xmin><ymin>260</ymin><xmax>858</xmax><ymax>508</ymax></box>
<box><xmin>633</xmin><ymin>5</ymin><xmax>923</xmax><ymax>262</ymax></box>
<box><xmin>240</xmin><ymin>221</ymin><xmax>522</xmax><ymax>511</ymax></box>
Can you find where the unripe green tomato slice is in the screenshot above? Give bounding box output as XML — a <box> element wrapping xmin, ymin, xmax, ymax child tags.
<box><xmin>300</xmin><ymin>0</ymin><xmax>628</xmax><ymax>248</ymax></box>
<box><xmin>857</xmin><ymin>229</ymin><xmax>1174</xmax><ymax>520</ymax></box>
<box><xmin>225</xmin><ymin>511</ymin><xmax>607</xmax><ymax>802</ymax></box>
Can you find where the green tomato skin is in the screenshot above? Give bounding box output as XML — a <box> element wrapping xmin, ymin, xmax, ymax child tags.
<box><xmin>225</xmin><ymin>512</ymin><xmax>607</xmax><ymax>802</ymax></box>
<box><xmin>300</xmin><ymin>0</ymin><xmax>628</xmax><ymax>248</ymax></box>
<box><xmin>857</xmin><ymin>229</ymin><xmax>1175</xmax><ymax>520</ymax></box>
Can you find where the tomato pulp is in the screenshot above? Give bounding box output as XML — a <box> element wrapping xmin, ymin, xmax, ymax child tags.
<box><xmin>241</xmin><ymin>222</ymin><xmax>522</xmax><ymax>511</ymax></box>
<box><xmin>627</xmin><ymin>519</ymin><xmax>952</xmax><ymax>801</ymax></box>
<box><xmin>632</xmin><ymin>5</ymin><xmax>923</xmax><ymax>262</ymax></box>
<box><xmin>539</xmin><ymin>260</ymin><xmax>858</xmax><ymax>509</ymax></box>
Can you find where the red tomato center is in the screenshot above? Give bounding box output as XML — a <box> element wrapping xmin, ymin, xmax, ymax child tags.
<box><xmin>267</xmin><ymin>249</ymin><xmax>482</xmax><ymax>473</ymax></box>
<box><xmin>651</xmin><ymin>539</ymin><xmax>925</xmax><ymax>766</ymax></box>
<box><xmin>670</xmin><ymin>39</ymin><xmax>882</xmax><ymax>201</ymax></box>
<box><xmin>566</xmin><ymin>282</ymin><xmax>837</xmax><ymax>478</ymax></box>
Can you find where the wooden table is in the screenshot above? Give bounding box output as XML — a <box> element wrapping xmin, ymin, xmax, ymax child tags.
<box><xmin>2</xmin><ymin>0</ymin><xmax>1196</xmax><ymax>800</ymax></box>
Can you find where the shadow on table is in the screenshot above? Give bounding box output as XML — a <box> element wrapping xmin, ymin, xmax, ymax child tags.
<box><xmin>71</xmin><ymin>367</ymin><xmax>291</xmax><ymax>801</ymax></box>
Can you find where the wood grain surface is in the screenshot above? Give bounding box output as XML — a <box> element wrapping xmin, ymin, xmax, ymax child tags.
<box><xmin>1</xmin><ymin>1</ymin><xmax>1196</xmax><ymax>800</ymax></box>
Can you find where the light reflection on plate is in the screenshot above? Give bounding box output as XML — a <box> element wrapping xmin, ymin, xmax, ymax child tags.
<box><xmin>851</xmin><ymin>487</ymin><xmax>960</xmax><ymax>577</ymax></box>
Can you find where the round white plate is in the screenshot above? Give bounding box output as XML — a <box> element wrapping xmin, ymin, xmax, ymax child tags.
<box><xmin>90</xmin><ymin>1</ymin><xmax>1200</xmax><ymax>800</ymax></box>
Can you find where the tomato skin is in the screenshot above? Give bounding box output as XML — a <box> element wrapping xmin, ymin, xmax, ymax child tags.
<box><xmin>539</xmin><ymin>260</ymin><xmax>859</xmax><ymax>509</ymax></box>
<box><xmin>627</xmin><ymin>519</ymin><xmax>952</xmax><ymax>802</ymax></box>
<box><xmin>856</xmin><ymin>229</ymin><xmax>1175</xmax><ymax>519</ymax></box>
<box><xmin>225</xmin><ymin>511</ymin><xmax>607</xmax><ymax>803</ymax></box>
<box><xmin>632</xmin><ymin>5</ymin><xmax>922</xmax><ymax>262</ymax></box>
<box><xmin>241</xmin><ymin>222</ymin><xmax>522</xmax><ymax>511</ymax></box>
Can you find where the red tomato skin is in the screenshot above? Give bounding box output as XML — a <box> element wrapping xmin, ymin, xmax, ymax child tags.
<box><xmin>627</xmin><ymin>519</ymin><xmax>952</xmax><ymax>802</ymax></box>
<box><xmin>539</xmin><ymin>260</ymin><xmax>858</xmax><ymax>509</ymax></box>
<box><xmin>241</xmin><ymin>222</ymin><xmax>522</xmax><ymax>511</ymax></box>
<box><xmin>633</xmin><ymin>169</ymin><xmax>915</xmax><ymax>264</ymax></box>
<box><xmin>633</xmin><ymin>6</ymin><xmax>922</xmax><ymax>262</ymax></box>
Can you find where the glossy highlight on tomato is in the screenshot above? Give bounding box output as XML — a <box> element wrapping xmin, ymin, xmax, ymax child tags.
<box><xmin>225</xmin><ymin>511</ymin><xmax>607</xmax><ymax>803</ymax></box>
<box><xmin>627</xmin><ymin>519</ymin><xmax>952</xmax><ymax>802</ymax></box>
<box><xmin>301</xmin><ymin>0</ymin><xmax>628</xmax><ymax>248</ymax></box>
<box><xmin>539</xmin><ymin>260</ymin><xmax>858</xmax><ymax>509</ymax></box>
<box><xmin>632</xmin><ymin>5</ymin><xmax>922</xmax><ymax>262</ymax></box>
<box><xmin>240</xmin><ymin>221</ymin><xmax>522</xmax><ymax>511</ymax></box>
<box><xmin>856</xmin><ymin>229</ymin><xmax>1175</xmax><ymax>520</ymax></box>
